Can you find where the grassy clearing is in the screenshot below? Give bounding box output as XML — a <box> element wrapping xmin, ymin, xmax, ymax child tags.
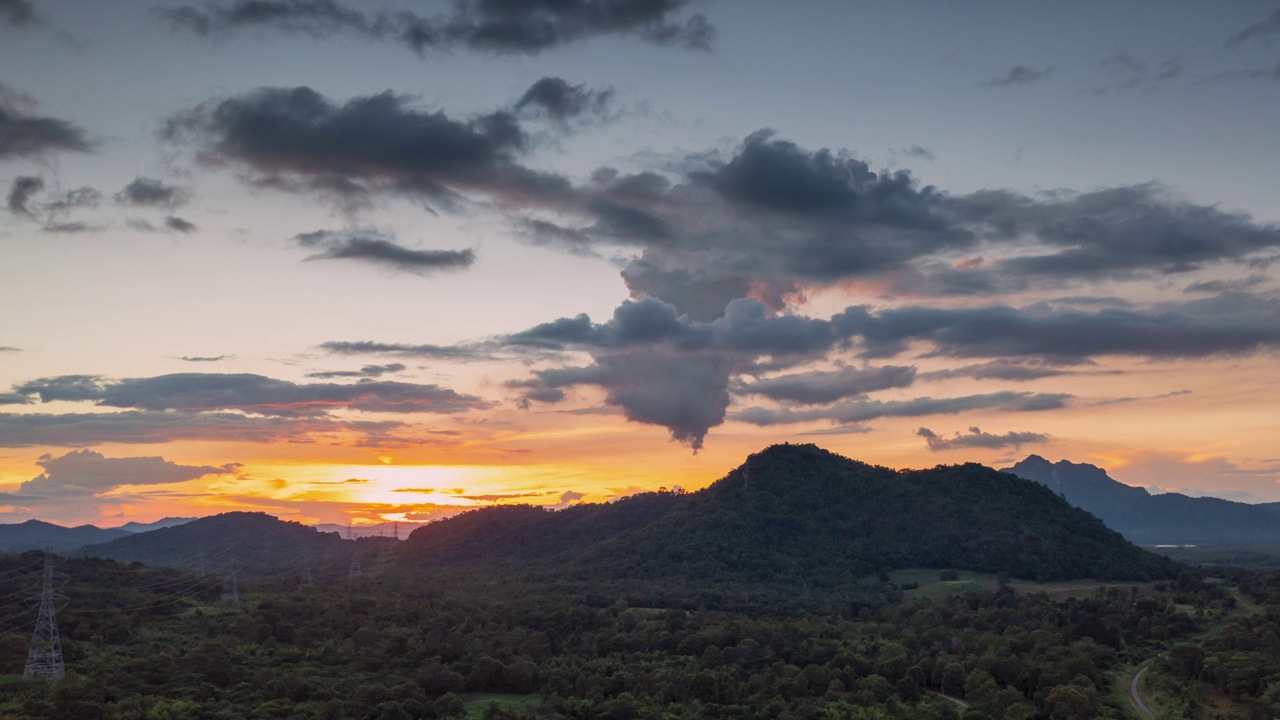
<box><xmin>461</xmin><ymin>693</ymin><xmax>540</xmax><ymax>719</ymax></box>
<box><xmin>867</xmin><ymin>568</ymin><xmax>1152</xmax><ymax>601</ymax></box>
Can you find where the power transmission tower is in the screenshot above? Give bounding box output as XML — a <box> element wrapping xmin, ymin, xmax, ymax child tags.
<box><xmin>299</xmin><ymin>558</ymin><xmax>313</xmax><ymax>589</ymax></box>
<box><xmin>393</xmin><ymin>522</ymin><xmax>400</xmax><ymax>541</ymax></box>
<box><xmin>220</xmin><ymin>569</ymin><xmax>239</xmax><ymax>604</ymax></box>
<box><xmin>347</xmin><ymin>524</ymin><xmax>362</xmax><ymax>578</ymax></box>
<box><xmin>24</xmin><ymin>550</ymin><xmax>65</xmax><ymax>681</ymax></box>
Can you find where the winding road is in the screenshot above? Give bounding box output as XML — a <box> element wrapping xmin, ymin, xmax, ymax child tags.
<box><xmin>1130</xmin><ymin>664</ymin><xmax>1156</xmax><ymax>719</ymax></box>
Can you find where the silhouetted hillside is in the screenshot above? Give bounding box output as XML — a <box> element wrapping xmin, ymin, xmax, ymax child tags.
<box><xmin>0</xmin><ymin>520</ymin><xmax>131</xmax><ymax>554</ymax></box>
<box><xmin>1006</xmin><ymin>455</ymin><xmax>1280</xmax><ymax>546</ymax></box>
<box><xmin>76</xmin><ymin>511</ymin><xmax>356</xmax><ymax>576</ymax></box>
<box><xmin>403</xmin><ymin>444</ymin><xmax>1177</xmax><ymax>583</ymax></box>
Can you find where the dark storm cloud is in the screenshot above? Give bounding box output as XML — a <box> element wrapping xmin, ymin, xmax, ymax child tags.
<box><xmin>986</xmin><ymin>65</ymin><xmax>1052</xmax><ymax>87</ymax></box>
<box><xmin>0</xmin><ymin>0</ymin><xmax>35</xmax><ymax>27</ymax></box>
<box><xmin>1227</xmin><ymin>9</ymin><xmax>1280</xmax><ymax>46</ymax></box>
<box><xmin>21</xmin><ymin>449</ymin><xmax>239</xmax><ymax>498</ymax></box>
<box><xmin>115</xmin><ymin>177</ymin><xmax>191</xmax><ymax>208</ymax></box>
<box><xmin>514</xmin><ymin>77</ymin><xmax>615</xmax><ymax>124</ymax></box>
<box><xmin>732</xmin><ymin>391</ymin><xmax>1070</xmax><ymax>428</ymax></box>
<box><xmin>833</xmin><ymin>293</ymin><xmax>1280</xmax><ymax>361</ymax></box>
<box><xmin>12</xmin><ymin>372</ymin><xmax>489</xmax><ymax>416</ymax></box>
<box><xmin>6</xmin><ymin>175</ymin><xmax>42</xmax><ymax>216</ymax></box>
<box><xmin>0</xmin><ymin>89</ymin><xmax>91</xmax><ymax>160</ymax></box>
<box><xmin>158</xmin><ymin>0</ymin><xmax>715</xmax><ymax>54</ymax></box>
<box><xmin>0</xmin><ymin>410</ymin><xmax>405</xmax><ymax>447</ymax></box>
<box><xmin>166</xmin><ymin>86</ymin><xmax>570</xmax><ymax>209</ymax></box>
<box><xmin>916</xmin><ymin>426</ymin><xmax>1050</xmax><ymax>452</ymax></box>
<box><xmin>294</xmin><ymin>228</ymin><xmax>475</xmax><ymax>274</ymax></box>
<box><xmin>507</xmin><ymin>297</ymin><xmax>841</xmax><ymax>449</ymax></box>
<box><xmin>306</xmin><ymin>363</ymin><xmax>406</xmax><ymax>379</ymax></box>
<box><xmin>731</xmin><ymin>365</ymin><xmax>916</xmax><ymax>405</ymax></box>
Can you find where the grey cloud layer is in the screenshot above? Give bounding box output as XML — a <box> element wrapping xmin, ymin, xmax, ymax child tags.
<box><xmin>0</xmin><ymin>0</ymin><xmax>35</xmax><ymax>27</ymax></box>
<box><xmin>159</xmin><ymin>0</ymin><xmax>714</xmax><ymax>54</ymax></box>
<box><xmin>515</xmin><ymin>77</ymin><xmax>615</xmax><ymax>124</ymax></box>
<box><xmin>20</xmin><ymin>449</ymin><xmax>238</xmax><ymax>498</ymax></box>
<box><xmin>733</xmin><ymin>392</ymin><xmax>1069</xmax><ymax>428</ymax></box>
<box><xmin>115</xmin><ymin>177</ymin><xmax>191</xmax><ymax>208</ymax></box>
<box><xmin>916</xmin><ymin>426</ymin><xmax>1050</xmax><ymax>452</ymax></box>
<box><xmin>169</xmin><ymin>88</ymin><xmax>1280</xmax><ymax>318</ymax></box>
<box><xmin>295</xmin><ymin>228</ymin><xmax>475</xmax><ymax>274</ymax></box>
<box><xmin>0</xmin><ymin>88</ymin><xmax>91</xmax><ymax>160</ymax></box>
<box><xmin>12</xmin><ymin>372</ymin><xmax>488</xmax><ymax>416</ymax></box>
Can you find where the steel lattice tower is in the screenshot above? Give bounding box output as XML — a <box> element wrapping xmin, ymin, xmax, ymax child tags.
<box><xmin>220</xmin><ymin>569</ymin><xmax>239</xmax><ymax>604</ymax></box>
<box><xmin>23</xmin><ymin>551</ymin><xmax>65</xmax><ymax>681</ymax></box>
<box><xmin>347</xmin><ymin>524</ymin><xmax>362</xmax><ymax>578</ymax></box>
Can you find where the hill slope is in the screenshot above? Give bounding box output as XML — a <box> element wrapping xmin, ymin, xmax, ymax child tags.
<box><xmin>1005</xmin><ymin>455</ymin><xmax>1280</xmax><ymax>546</ymax></box>
<box><xmin>76</xmin><ymin>511</ymin><xmax>353</xmax><ymax>576</ymax></box>
<box><xmin>0</xmin><ymin>520</ymin><xmax>132</xmax><ymax>554</ymax></box>
<box><xmin>404</xmin><ymin>444</ymin><xmax>1177</xmax><ymax>583</ymax></box>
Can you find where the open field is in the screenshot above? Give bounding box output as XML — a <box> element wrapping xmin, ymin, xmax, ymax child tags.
<box><xmin>869</xmin><ymin>568</ymin><xmax>1151</xmax><ymax>600</ymax></box>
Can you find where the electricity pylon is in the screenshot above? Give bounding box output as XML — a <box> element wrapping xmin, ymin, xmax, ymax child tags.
<box><xmin>220</xmin><ymin>569</ymin><xmax>239</xmax><ymax>604</ymax></box>
<box><xmin>24</xmin><ymin>550</ymin><xmax>65</xmax><ymax>681</ymax></box>
<box><xmin>299</xmin><ymin>559</ymin><xmax>313</xmax><ymax>589</ymax></box>
<box><xmin>347</xmin><ymin>524</ymin><xmax>362</xmax><ymax>578</ymax></box>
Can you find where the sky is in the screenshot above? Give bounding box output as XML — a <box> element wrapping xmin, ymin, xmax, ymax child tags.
<box><xmin>3</xmin><ymin>0</ymin><xmax>1280</xmax><ymax>527</ymax></box>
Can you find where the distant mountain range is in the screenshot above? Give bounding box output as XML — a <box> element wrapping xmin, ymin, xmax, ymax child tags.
<box><xmin>0</xmin><ymin>520</ymin><xmax>133</xmax><ymax>554</ymax></box>
<box><xmin>403</xmin><ymin>444</ymin><xmax>1176</xmax><ymax>582</ymax></box>
<box><xmin>1005</xmin><ymin>455</ymin><xmax>1280</xmax><ymax>546</ymax></box>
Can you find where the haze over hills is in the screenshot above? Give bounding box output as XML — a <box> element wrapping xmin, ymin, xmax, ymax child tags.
<box><xmin>0</xmin><ymin>520</ymin><xmax>132</xmax><ymax>554</ymax></box>
<box><xmin>404</xmin><ymin>444</ymin><xmax>1177</xmax><ymax>583</ymax></box>
<box><xmin>75</xmin><ymin>511</ymin><xmax>373</xmax><ymax>576</ymax></box>
<box><xmin>1005</xmin><ymin>455</ymin><xmax>1280</xmax><ymax>546</ymax></box>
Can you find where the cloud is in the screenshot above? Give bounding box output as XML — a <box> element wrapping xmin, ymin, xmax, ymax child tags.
<box><xmin>114</xmin><ymin>177</ymin><xmax>191</xmax><ymax>208</ymax></box>
<box><xmin>0</xmin><ymin>87</ymin><xmax>91</xmax><ymax>160</ymax></box>
<box><xmin>12</xmin><ymin>372</ymin><xmax>490</xmax><ymax>416</ymax></box>
<box><xmin>731</xmin><ymin>365</ymin><xmax>916</xmax><ymax>404</ymax></box>
<box><xmin>514</xmin><ymin>77</ymin><xmax>615</xmax><ymax>124</ymax></box>
<box><xmin>6</xmin><ymin>175</ymin><xmax>42</xmax><ymax>216</ymax></box>
<box><xmin>19</xmin><ymin>449</ymin><xmax>239</xmax><ymax>498</ymax></box>
<box><xmin>166</xmin><ymin>86</ymin><xmax>568</xmax><ymax>210</ymax></box>
<box><xmin>552</xmin><ymin>490</ymin><xmax>585</xmax><ymax>509</ymax></box>
<box><xmin>0</xmin><ymin>392</ymin><xmax>32</xmax><ymax>405</ymax></box>
<box><xmin>158</xmin><ymin>0</ymin><xmax>715</xmax><ymax>54</ymax></box>
<box><xmin>986</xmin><ymin>65</ymin><xmax>1052</xmax><ymax>87</ymax></box>
<box><xmin>832</xmin><ymin>292</ymin><xmax>1280</xmax><ymax>361</ymax></box>
<box><xmin>180</xmin><ymin>355</ymin><xmax>233</xmax><ymax>362</ymax></box>
<box><xmin>0</xmin><ymin>0</ymin><xmax>35</xmax><ymax>28</ymax></box>
<box><xmin>919</xmin><ymin>359</ymin><xmax>1074</xmax><ymax>382</ymax></box>
<box><xmin>320</xmin><ymin>340</ymin><xmax>493</xmax><ymax>361</ymax></box>
<box><xmin>508</xmin><ymin>296</ymin><xmax>841</xmax><ymax>449</ymax></box>
<box><xmin>126</xmin><ymin>216</ymin><xmax>199</xmax><ymax>233</ymax></box>
<box><xmin>1227</xmin><ymin>9</ymin><xmax>1280</xmax><ymax>47</ymax></box>
<box><xmin>732</xmin><ymin>391</ymin><xmax>1070</xmax><ymax>427</ymax></box>
<box><xmin>1092</xmin><ymin>54</ymin><xmax>1182</xmax><ymax>93</ymax></box>
<box><xmin>294</xmin><ymin>228</ymin><xmax>475</xmax><ymax>274</ymax></box>
<box><xmin>306</xmin><ymin>363</ymin><xmax>406</xmax><ymax>379</ymax></box>
<box><xmin>0</xmin><ymin>410</ymin><xmax>402</xmax><ymax>447</ymax></box>
<box><xmin>41</xmin><ymin>221</ymin><xmax>101</xmax><ymax>234</ymax></box>
<box><xmin>916</xmin><ymin>426</ymin><xmax>1050</xmax><ymax>452</ymax></box>
<box><xmin>1201</xmin><ymin>64</ymin><xmax>1280</xmax><ymax>84</ymax></box>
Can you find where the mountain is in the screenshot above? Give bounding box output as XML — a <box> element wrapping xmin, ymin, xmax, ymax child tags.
<box><xmin>403</xmin><ymin>444</ymin><xmax>1177</xmax><ymax>583</ymax></box>
<box><xmin>76</xmin><ymin>511</ymin><xmax>360</xmax><ymax>576</ymax></box>
<box><xmin>0</xmin><ymin>520</ymin><xmax>133</xmax><ymax>554</ymax></box>
<box><xmin>115</xmin><ymin>516</ymin><xmax>199</xmax><ymax>533</ymax></box>
<box><xmin>1005</xmin><ymin>455</ymin><xmax>1280</xmax><ymax>546</ymax></box>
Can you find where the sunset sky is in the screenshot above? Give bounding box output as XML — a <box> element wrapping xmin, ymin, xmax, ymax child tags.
<box><xmin>3</xmin><ymin>0</ymin><xmax>1280</xmax><ymax>528</ymax></box>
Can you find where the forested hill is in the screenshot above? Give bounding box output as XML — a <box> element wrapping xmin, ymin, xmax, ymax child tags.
<box><xmin>404</xmin><ymin>444</ymin><xmax>1178</xmax><ymax>583</ymax></box>
<box><xmin>1006</xmin><ymin>455</ymin><xmax>1280</xmax><ymax>545</ymax></box>
<box><xmin>75</xmin><ymin>511</ymin><xmax>355</xmax><ymax>576</ymax></box>
<box><xmin>0</xmin><ymin>519</ymin><xmax>132</xmax><ymax>553</ymax></box>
